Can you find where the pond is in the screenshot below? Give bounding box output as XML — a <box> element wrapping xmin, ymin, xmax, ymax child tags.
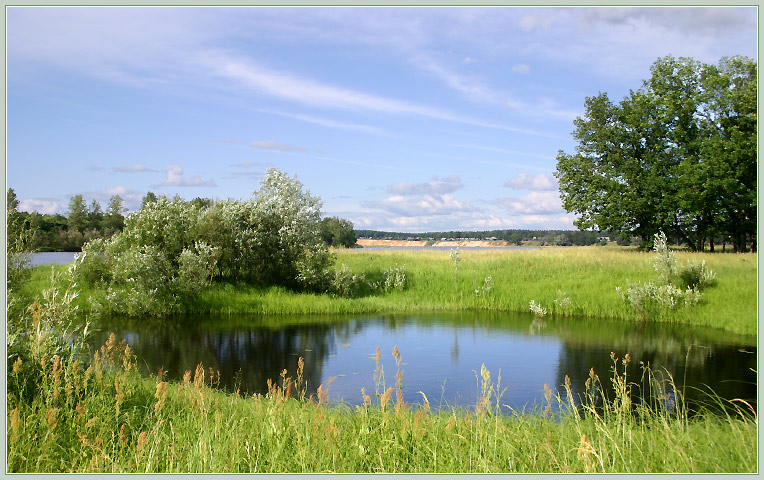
<box><xmin>30</xmin><ymin>251</ymin><xmax>77</xmax><ymax>266</ymax></box>
<box><xmin>89</xmin><ymin>312</ymin><xmax>756</xmax><ymax>414</ymax></box>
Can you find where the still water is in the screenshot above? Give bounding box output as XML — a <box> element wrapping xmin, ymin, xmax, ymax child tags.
<box><xmin>90</xmin><ymin>312</ymin><xmax>756</xmax><ymax>413</ymax></box>
<box><xmin>29</xmin><ymin>251</ymin><xmax>77</xmax><ymax>266</ymax></box>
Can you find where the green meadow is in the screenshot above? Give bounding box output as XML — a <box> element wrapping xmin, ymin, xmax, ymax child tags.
<box><xmin>186</xmin><ymin>247</ymin><xmax>757</xmax><ymax>336</ymax></box>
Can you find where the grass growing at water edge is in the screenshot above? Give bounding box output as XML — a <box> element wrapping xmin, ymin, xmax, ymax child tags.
<box><xmin>7</xmin><ymin>328</ymin><xmax>757</xmax><ymax>473</ymax></box>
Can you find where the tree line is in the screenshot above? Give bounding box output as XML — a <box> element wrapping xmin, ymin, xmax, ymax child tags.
<box><xmin>355</xmin><ymin>229</ymin><xmax>629</xmax><ymax>246</ymax></box>
<box><xmin>6</xmin><ymin>188</ymin><xmax>357</xmax><ymax>252</ymax></box>
<box><xmin>7</xmin><ymin>188</ymin><xmax>126</xmax><ymax>252</ymax></box>
<box><xmin>555</xmin><ymin>55</ymin><xmax>756</xmax><ymax>252</ymax></box>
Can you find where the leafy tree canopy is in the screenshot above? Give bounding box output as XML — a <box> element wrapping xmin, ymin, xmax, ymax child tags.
<box><xmin>555</xmin><ymin>55</ymin><xmax>756</xmax><ymax>252</ymax></box>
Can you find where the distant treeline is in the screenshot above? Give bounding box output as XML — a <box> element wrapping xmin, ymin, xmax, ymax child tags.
<box><xmin>355</xmin><ymin>229</ymin><xmax>629</xmax><ymax>246</ymax></box>
<box><xmin>8</xmin><ymin>188</ymin><xmax>127</xmax><ymax>252</ymax></box>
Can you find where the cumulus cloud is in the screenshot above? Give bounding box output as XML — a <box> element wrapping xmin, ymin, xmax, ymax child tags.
<box><xmin>498</xmin><ymin>191</ymin><xmax>564</xmax><ymax>215</ymax></box>
<box><xmin>364</xmin><ymin>193</ymin><xmax>474</xmax><ymax>217</ymax></box>
<box><xmin>386</xmin><ymin>175</ymin><xmax>463</xmax><ymax>196</ymax></box>
<box><xmin>18</xmin><ymin>198</ymin><xmax>64</xmax><ymax>215</ymax></box>
<box><xmin>113</xmin><ymin>164</ymin><xmax>159</xmax><ymax>173</ymax></box>
<box><xmin>503</xmin><ymin>173</ymin><xmax>558</xmax><ymax>191</ymax></box>
<box><xmin>577</xmin><ymin>7</ymin><xmax>755</xmax><ymax>37</ymax></box>
<box><xmin>159</xmin><ymin>165</ymin><xmax>216</xmax><ymax>187</ymax></box>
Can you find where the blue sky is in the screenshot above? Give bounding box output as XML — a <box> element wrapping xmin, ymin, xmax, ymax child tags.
<box><xmin>6</xmin><ymin>6</ymin><xmax>758</xmax><ymax>232</ymax></box>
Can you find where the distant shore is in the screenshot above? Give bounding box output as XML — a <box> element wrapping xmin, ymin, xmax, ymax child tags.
<box><xmin>356</xmin><ymin>238</ymin><xmax>512</xmax><ymax>248</ymax></box>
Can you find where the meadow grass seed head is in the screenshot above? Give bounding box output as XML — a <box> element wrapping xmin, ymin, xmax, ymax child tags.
<box><xmin>137</xmin><ymin>431</ymin><xmax>148</xmax><ymax>450</ymax></box>
<box><xmin>380</xmin><ymin>387</ymin><xmax>394</xmax><ymax>411</ymax></box>
<box><xmin>12</xmin><ymin>357</ymin><xmax>22</xmax><ymax>374</ymax></box>
<box><xmin>194</xmin><ymin>363</ymin><xmax>205</xmax><ymax>389</ymax></box>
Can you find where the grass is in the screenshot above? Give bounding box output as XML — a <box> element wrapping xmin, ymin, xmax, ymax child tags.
<box><xmin>7</xmin><ymin>334</ymin><xmax>757</xmax><ymax>473</ymax></box>
<box><xmin>186</xmin><ymin>247</ymin><xmax>756</xmax><ymax>336</ymax></box>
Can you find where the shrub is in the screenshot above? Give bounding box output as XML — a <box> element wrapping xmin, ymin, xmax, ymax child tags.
<box><xmin>330</xmin><ymin>264</ymin><xmax>366</xmax><ymax>298</ymax></box>
<box><xmin>382</xmin><ymin>265</ymin><xmax>407</xmax><ymax>293</ymax></box>
<box><xmin>678</xmin><ymin>260</ymin><xmax>716</xmax><ymax>291</ymax></box>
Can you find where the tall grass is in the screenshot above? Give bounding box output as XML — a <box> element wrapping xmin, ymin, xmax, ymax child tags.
<box><xmin>187</xmin><ymin>247</ymin><xmax>756</xmax><ymax>335</ymax></box>
<box><xmin>7</xmin><ymin>334</ymin><xmax>757</xmax><ymax>473</ymax></box>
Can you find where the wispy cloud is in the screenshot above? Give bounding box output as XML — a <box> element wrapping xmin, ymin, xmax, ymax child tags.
<box><xmin>249</xmin><ymin>140</ymin><xmax>308</xmax><ymax>153</ymax></box>
<box><xmin>113</xmin><ymin>164</ymin><xmax>158</xmax><ymax>173</ymax></box>
<box><xmin>158</xmin><ymin>165</ymin><xmax>216</xmax><ymax>187</ymax></box>
<box><xmin>255</xmin><ymin>108</ymin><xmax>386</xmax><ymax>135</ymax></box>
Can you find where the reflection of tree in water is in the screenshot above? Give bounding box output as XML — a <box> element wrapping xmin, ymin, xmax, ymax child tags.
<box><xmin>554</xmin><ymin>333</ymin><xmax>757</xmax><ymax>413</ymax></box>
<box><xmin>89</xmin><ymin>319</ymin><xmax>348</xmax><ymax>397</ymax></box>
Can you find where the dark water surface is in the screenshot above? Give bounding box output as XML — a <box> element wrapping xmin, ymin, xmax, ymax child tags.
<box><xmin>90</xmin><ymin>312</ymin><xmax>756</xmax><ymax>413</ymax></box>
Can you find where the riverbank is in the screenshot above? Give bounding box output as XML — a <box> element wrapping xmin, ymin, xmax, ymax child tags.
<box><xmin>357</xmin><ymin>238</ymin><xmax>513</xmax><ymax>248</ymax></box>
<box><xmin>188</xmin><ymin>247</ymin><xmax>757</xmax><ymax>336</ymax></box>
<box><xmin>22</xmin><ymin>247</ymin><xmax>757</xmax><ymax>336</ymax></box>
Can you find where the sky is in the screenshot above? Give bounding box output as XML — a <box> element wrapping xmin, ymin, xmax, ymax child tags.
<box><xmin>5</xmin><ymin>6</ymin><xmax>758</xmax><ymax>232</ymax></box>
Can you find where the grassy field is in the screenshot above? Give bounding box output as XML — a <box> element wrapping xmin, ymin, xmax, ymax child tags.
<box><xmin>7</xmin><ymin>335</ymin><xmax>757</xmax><ymax>473</ymax></box>
<box><xmin>185</xmin><ymin>246</ymin><xmax>757</xmax><ymax>336</ymax></box>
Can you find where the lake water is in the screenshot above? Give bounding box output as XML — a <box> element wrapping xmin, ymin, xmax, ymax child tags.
<box><xmin>90</xmin><ymin>312</ymin><xmax>756</xmax><ymax>413</ymax></box>
<box><xmin>30</xmin><ymin>251</ymin><xmax>77</xmax><ymax>266</ymax></box>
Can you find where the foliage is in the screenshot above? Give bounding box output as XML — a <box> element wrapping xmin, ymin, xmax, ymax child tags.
<box><xmin>320</xmin><ymin>216</ymin><xmax>357</xmax><ymax>248</ymax></box>
<box><xmin>7</xmin><ymin>190</ymin><xmax>34</xmax><ymax>291</ymax></box>
<box><xmin>555</xmin><ymin>55</ymin><xmax>757</xmax><ymax>251</ymax></box>
<box><xmin>529</xmin><ymin>300</ymin><xmax>547</xmax><ymax>317</ymax></box>
<box><xmin>474</xmin><ymin>276</ymin><xmax>493</xmax><ymax>298</ymax></box>
<box><xmin>553</xmin><ymin>290</ymin><xmax>571</xmax><ymax>317</ymax></box>
<box><xmin>618</xmin><ymin>231</ymin><xmax>714</xmax><ymax>321</ymax></box>
<box><xmin>381</xmin><ymin>265</ymin><xmax>407</xmax><ymax>293</ymax></box>
<box><xmin>330</xmin><ymin>264</ymin><xmax>367</xmax><ymax>298</ymax></box>
<box><xmin>74</xmin><ymin>169</ymin><xmax>339</xmax><ymax>316</ymax></box>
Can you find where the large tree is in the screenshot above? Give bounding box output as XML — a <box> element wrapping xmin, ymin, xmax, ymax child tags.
<box><xmin>555</xmin><ymin>56</ymin><xmax>756</xmax><ymax>251</ymax></box>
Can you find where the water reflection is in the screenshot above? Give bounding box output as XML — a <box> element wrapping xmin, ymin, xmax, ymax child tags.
<box><xmin>89</xmin><ymin>312</ymin><xmax>756</xmax><ymax>413</ymax></box>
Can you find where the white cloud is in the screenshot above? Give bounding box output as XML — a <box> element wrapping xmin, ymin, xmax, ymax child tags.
<box><xmin>498</xmin><ymin>191</ymin><xmax>563</xmax><ymax>214</ymax></box>
<box><xmin>386</xmin><ymin>175</ymin><xmax>463</xmax><ymax>196</ymax></box>
<box><xmin>417</xmin><ymin>56</ymin><xmax>504</xmax><ymax>104</ymax></box>
<box><xmin>364</xmin><ymin>193</ymin><xmax>474</xmax><ymax>217</ymax></box>
<box><xmin>255</xmin><ymin>109</ymin><xmax>386</xmax><ymax>135</ymax></box>
<box><xmin>210</xmin><ymin>55</ymin><xmax>451</xmax><ymax>118</ymax></box>
<box><xmin>503</xmin><ymin>173</ymin><xmax>558</xmax><ymax>191</ymax></box>
<box><xmin>159</xmin><ymin>165</ymin><xmax>216</xmax><ymax>187</ymax></box>
<box><xmin>18</xmin><ymin>198</ymin><xmax>64</xmax><ymax>215</ymax></box>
